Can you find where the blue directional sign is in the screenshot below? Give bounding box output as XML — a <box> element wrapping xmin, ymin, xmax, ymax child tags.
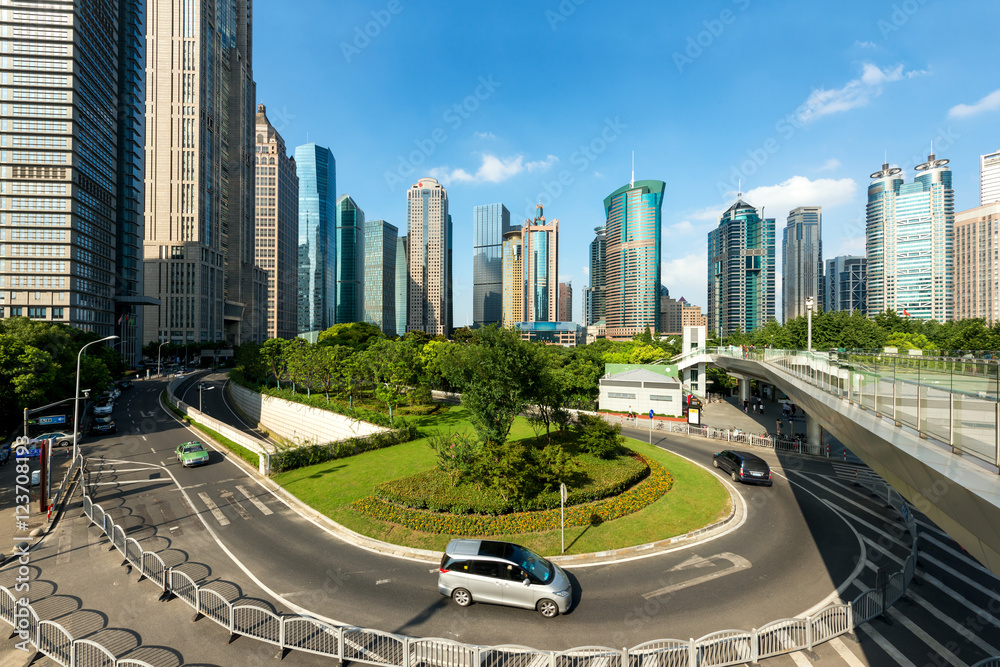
<box><xmin>649</xmin><ymin>409</ymin><xmax>655</xmax><ymax>419</ymax></box>
<box><xmin>38</xmin><ymin>415</ymin><xmax>66</xmax><ymax>425</ymax></box>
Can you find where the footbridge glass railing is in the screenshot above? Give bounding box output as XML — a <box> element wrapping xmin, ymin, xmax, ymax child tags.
<box><xmin>695</xmin><ymin>346</ymin><xmax>1000</xmax><ymax>470</ymax></box>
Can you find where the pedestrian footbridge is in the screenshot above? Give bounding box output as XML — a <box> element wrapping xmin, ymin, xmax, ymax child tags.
<box><xmin>674</xmin><ymin>346</ymin><xmax>1000</xmax><ymax>576</ymax></box>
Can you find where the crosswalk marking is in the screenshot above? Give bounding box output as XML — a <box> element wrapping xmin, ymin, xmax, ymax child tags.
<box><xmin>788</xmin><ymin>651</ymin><xmax>813</xmax><ymax>667</ymax></box>
<box><xmin>237</xmin><ymin>484</ymin><xmax>273</xmax><ymax>515</ymax></box>
<box><xmin>885</xmin><ymin>605</ymin><xmax>967</xmax><ymax>667</ymax></box>
<box><xmin>828</xmin><ymin>637</ymin><xmax>866</xmax><ymax>667</ymax></box>
<box><xmin>858</xmin><ymin>622</ymin><xmax>917</xmax><ymax>667</ymax></box>
<box><xmin>198</xmin><ymin>491</ymin><xmax>229</xmax><ymax>526</ymax></box>
<box><xmin>219</xmin><ymin>488</ymin><xmax>252</xmax><ymax>520</ymax></box>
<box><xmin>919</xmin><ymin>532</ymin><xmax>994</xmax><ymax>577</ymax></box>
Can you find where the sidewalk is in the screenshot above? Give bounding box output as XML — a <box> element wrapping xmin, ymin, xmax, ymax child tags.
<box><xmin>0</xmin><ymin>443</ymin><xmax>74</xmax><ymax>558</ymax></box>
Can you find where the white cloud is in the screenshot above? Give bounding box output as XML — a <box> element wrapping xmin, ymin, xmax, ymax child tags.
<box><xmin>474</xmin><ymin>131</ymin><xmax>497</xmax><ymax>140</ymax></box>
<box><xmin>948</xmin><ymin>88</ymin><xmax>1000</xmax><ymax>119</ymax></box>
<box><xmin>854</xmin><ymin>40</ymin><xmax>877</xmax><ymax>49</ymax></box>
<box><xmin>661</xmin><ymin>252</ymin><xmax>708</xmax><ymax>308</ymax></box>
<box><xmin>667</xmin><ymin>220</ymin><xmax>695</xmax><ymax>235</ymax></box>
<box><xmin>743</xmin><ymin>175</ymin><xmax>858</xmax><ymax>216</ymax></box>
<box><xmin>688</xmin><ymin>205</ymin><xmax>724</xmax><ymax>221</ymax></box>
<box><xmin>429</xmin><ymin>153</ymin><xmax>558</xmax><ymax>185</ymax></box>
<box><xmin>835</xmin><ymin>236</ymin><xmax>866</xmax><ymax>256</ymax></box>
<box><xmin>818</xmin><ymin>158</ymin><xmax>841</xmax><ymax>171</ymax></box>
<box><xmin>594</xmin><ymin>171</ymin><xmax>604</xmax><ymax>178</ymax></box>
<box><xmin>797</xmin><ymin>63</ymin><xmax>927</xmax><ymax>123</ymax></box>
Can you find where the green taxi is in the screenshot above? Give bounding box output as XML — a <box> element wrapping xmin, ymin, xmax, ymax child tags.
<box><xmin>175</xmin><ymin>441</ymin><xmax>210</xmax><ymax>467</ymax></box>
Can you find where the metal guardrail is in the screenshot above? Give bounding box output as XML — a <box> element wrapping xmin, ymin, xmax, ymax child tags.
<box><xmin>0</xmin><ymin>453</ymin><xmax>951</xmax><ymax>667</ymax></box>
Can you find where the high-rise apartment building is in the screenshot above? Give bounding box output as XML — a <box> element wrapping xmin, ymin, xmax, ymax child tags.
<box><xmin>406</xmin><ymin>178</ymin><xmax>451</xmax><ymax>336</ymax></box>
<box><xmin>824</xmin><ymin>256</ymin><xmax>867</xmax><ymax>315</ymax></box>
<box><xmin>523</xmin><ymin>203</ymin><xmax>559</xmax><ymax>323</ymax></box>
<box><xmin>255</xmin><ymin>104</ymin><xmax>298</xmax><ymax>340</ymax></box>
<box><xmin>296</xmin><ymin>143</ymin><xmax>336</xmax><ymax>334</ymax></box>
<box><xmin>605</xmin><ymin>180</ymin><xmax>664</xmax><ymax>340</ymax></box>
<box><xmin>583</xmin><ymin>226</ymin><xmax>607</xmax><ymax>326</ymax></box>
<box><xmin>473</xmin><ymin>203</ymin><xmax>511</xmax><ymax>327</ymax></box>
<box><xmin>364</xmin><ymin>220</ymin><xmax>398</xmax><ymax>335</ymax></box>
<box><xmin>782</xmin><ymin>206</ymin><xmax>823</xmax><ymax>321</ymax></box>
<box><xmin>982</xmin><ymin>150</ymin><xmax>1000</xmax><ymax>206</ymax></box>
<box><xmin>395</xmin><ymin>235</ymin><xmax>408</xmax><ymax>336</ymax></box>
<box><xmin>659</xmin><ymin>293</ymin><xmax>708</xmax><ymax>337</ymax></box>
<box><xmin>143</xmin><ymin>0</ymin><xmax>266</xmax><ymax>346</ymax></box>
<box><xmin>954</xmin><ymin>203</ymin><xmax>1000</xmax><ymax>325</ymax></box>
<box><xmin>502</xmin><ymin>230</ymin><xmax>523</xmax><ymax>328</ymax></box>
<box><xmin>707</xmin><ymin>197</ymin><xmax>776</xmax><ymax>337</ymax></box>
<box><xmin>335</xmin><ymin>195</ymin><xmax>365</xmax><ymax>324</ymax></box>
<box><xmin>0</xmin><ymin>0</ymin><xmax>156</xmax><ymax>363</ymax></box>
<box><xmin>866</xmin><ymin>155</ymin><xmax>954</xmax><ymax>321</ymax></box>
<box><xmin>558</xmin><ymin>282</ymin><xmax>573</xmax><ymax>322</ymax></box>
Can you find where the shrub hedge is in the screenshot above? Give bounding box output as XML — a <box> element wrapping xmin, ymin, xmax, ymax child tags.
<box><xmin>374</xmin><ymin>452</ymin><xmax>648</xmax><ymax>515</ymax></box>
<box><xmin>351</xmin><ymin>452</ymin><xmax>673</xmax><ymax>535</ymax></box>
<box><xmin>269</xmin><ymin>421</ymin><xmax>419</xmax><ymax>473</ymax></box>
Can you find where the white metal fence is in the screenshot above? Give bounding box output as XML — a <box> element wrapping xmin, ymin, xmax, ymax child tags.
<box><xmin>0</xmin><ymin>454</ymin><xmax>950</xmax><ymax>667</ymax></box>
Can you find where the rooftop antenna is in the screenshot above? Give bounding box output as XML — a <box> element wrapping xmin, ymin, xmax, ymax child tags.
<box><xmin>630</xmin><ymin>150</ymin><xmax>635</xmax><ymax>188</ymax></box>
<box><xmin>737</xmin><ymin>178</ymin><xmax>742</xmax><ymax>199</ymax></box>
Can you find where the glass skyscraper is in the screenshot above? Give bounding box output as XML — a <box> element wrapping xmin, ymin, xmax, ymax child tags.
<box><xmin>523</xmin><ymin>204</ymin><xmax>559</xmax><ymax>323</ymax></box>
<box><xmin>335</xmin><ymin>195</ymin><xmax>365</xmax><ymax>324</ymax></box>
<box><xmin>395</xmin><ymin>235</ymin><xmax>408</xmax><ymax>336</ymax></box>
<box><xmin>473</xmin><ymin>204</ymin><xmax>511</xmax><ymax>327</ymax></box>
<box><xmin>866</xmin><ymin>154</ymin><xmax>953</xmax><ymax>321</ymax></box>
<box><xmin>364</xmin><ymin>219</ymin><xmax>398</xmax><ymax>335</ymax></box>
<box><xmin>824</xmin><ymin>256</ymin><xmax>867</xmax><ymax>315</ymax></box>
<box><xmin>295</xmin><ymin>143</ymin><xmax>336</xmax><ymax>333</ymax></box>
<box><xmin>707</xmin><ymin>197</ymin><xmax>776</xmax><ymax>337</ymax></box>
<box><xmin>782</xmin><ymin>206</ymin><xmax>823</xmax><ymax>321</ymax></box>
<box><xmin>406</xmin><ymin>178</ymin><xmax>451</xmax><ymax>336</ymax></box>
<box><xmin>583</xmin><ymin>226</ymin><xmax>607</xmax><ymax>326</ymax></box>
<box><xmin>502</xmin><ymin>230</ymin><xmax>524</xmax><ymax>328</ymax></box>
<box><xmin>604</xmin><ymin>180</ymin><xmax>664</xmax><ymax>340</ymax></box>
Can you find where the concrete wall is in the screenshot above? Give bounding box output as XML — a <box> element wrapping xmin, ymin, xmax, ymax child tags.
<box><xmin>229</xmin><ymin>382</ymin><xmax>388</xmax><ymax>446</ymax></box>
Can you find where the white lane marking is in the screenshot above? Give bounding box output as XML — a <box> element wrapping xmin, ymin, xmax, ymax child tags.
<box><xmin>828</xmin><ymin>637</ymin><xmax>866</xmax><ymax>667</ymax></box>
<box><xmin>237</xmin><ymin>484</ymin><xmax>273</xmax><ymax>515</ymax></box>
<box><xmin>913</xmin><ymin>550</ymin><xmax>1000</xmax><ymax>606</ymax></box>
<box><xmin>141</xmin><ymin>436</ymin><xmax>147</xmax><ymax>441</ymax></box>
<box><xmin>919</xmin><ymin>532</ymin><xmax>995</xmax><ymax>578</ymax></box>
<box><xmin>198</xmin><ymin>491</ymin><xmax>230</xmax><ymax>526</ymax></box>
<box><xmin>643</xmin><ymin>552</ymin><xmax>751</xmax><ymax>599</ymax></box>
<box><xmin>788</xmin><ymin>651</ymin><xmax>814</xmax><ymax>667</ymax></box>
<box><xmin>375</xmin><ymin>579</ymin><xmax>391</xmax><ymax>585</ymax></box>
<box><xmin>90</xmin><ymin>479</ymin><xmax>171</xmax><ymax>486</ymax></box>
<box><xmin>99</xmin><ymin>467</ymin><xmax>160</xmax><ymax>474</ymax></box>
<box><xmin>149</xmin><ymin>447</ymin><xmax>156</xmax><ymax>453</ymax></box>
<box><xmin>905</xmin><ymin>585</ymin><xmax>1000</xmax><ymax>655</ymax></box>
<box><xmin>886</xmin><ymin>606</ymin><xmax>967</xmax><ymax>667</ymax></box>
<box><xmin>858</xmin><ymin>622</ymin><xmax>917</xmax><ymax>667</ymax></box>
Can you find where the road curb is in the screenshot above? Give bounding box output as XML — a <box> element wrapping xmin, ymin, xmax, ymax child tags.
<box><xmin>164</xmin><ymin>389</ymin><xmax>746</xmax><ymax>565</ymax></box>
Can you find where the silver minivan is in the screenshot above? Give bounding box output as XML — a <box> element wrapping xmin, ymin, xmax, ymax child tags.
<box><xmin>438</xmin><ymin>539</ymin><xmax>573</xmax><ymax>618</ymax></box>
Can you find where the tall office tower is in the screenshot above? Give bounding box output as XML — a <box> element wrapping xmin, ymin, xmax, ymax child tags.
<box><xmin>782</xmin><ymin>206</ymin><xmax>823</xmax><ymax>321</ymax></box>
<box><xmin>473</xmin><ymin>203</ymin><xmax>511</xmax><ymax>327</ymax></box>
<box><xmin>395</xmin><ymin>235</ymin><xmax>408</xmax><ymax>335</ymax></box>
<box><xmin>866</xmin><ymin>154</ymin><xmax>954</xmax><ymax>321</ymax></box>
<box><xmin>522</xmin><ymin>203</ymin><xmax>559</xmax><ymax>322</ymax></box>
<box><xmin>659</xmin><ymin>294</ymin><xmax>708</xmax><ymax>337</ymax></box>
<box><xmin>447</xmin><ymin>213</ymin><xmax>453</xmax><ymax>335</ymax></box>
<box><xmin>364</xmin><ymin>219</ymin><xmax>398</xmax><ymax>335</ymax></box>
<box><xmin>954</xmin><ymin>203</ymin><xmax>1000</xmax><ymax>325</ymax></box>
<box><xmin>295</xmin><ymin>143</ymin><xmax>336</xmax><ymax>334</ymax></box>
<box><xmin>255</xmin><ymin>104</ymin><xmax>299</xmax><ymax>340</ymax></box>
<box><xmin>501</xmin><ymin>230</ymin><xmax>523</xmax><ymax>328</ymax></box>
<box><xmin>0</xmin><ymin>0</ymin><xmax>156</xmax><ymax>363</ymax></box>
<box><xmin>334</xmin><ymin>195</ymin><xmax>365</xmax><ymax>324</ymax></box>
<box><xmin>558</xmin><ymin>282</ymin><xmax>573</xmax><ymax>322</ymax></box>
<box><xmin>982</xmin><ymin>150</ymin><xmax>1000</xmax><ymax>206</ymax></box>
<box><xmin>583</xmin><ymin>226</ymin><xmax>607</xmax><ymax>326</ymax></box>
<box><xmin>707</xmin><ymin>196</ymin><xmax>776</xmax><ymax>337</ymax></box>
<box><xmin>143</xmin><ymin>0</ymin><xmax>265</xmax><ymax>347</ymax></box>
<box><xmin>605</xmin><ymin>180</ymin><xmax>664</xmax><ymax>340</ymax></box>
<box><xmin>406</xmin><ymin>178</ymin><xmax>451</xmax><ymax>336</ymax></box>
<box><xmin>824</xmin><ymin>256</ymin><xmax>867</xmax><ymax>315</ymax></box>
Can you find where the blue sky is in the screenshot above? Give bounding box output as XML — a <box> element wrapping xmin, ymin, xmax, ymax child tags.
<box><xmin>253</xmin><ymin>0</ymin><xmax>1000</xmax><ymax>326</ymax></box>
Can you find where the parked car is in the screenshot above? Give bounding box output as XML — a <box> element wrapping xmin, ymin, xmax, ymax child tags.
<box><xmin>713</xmin><ymin>450</ymin><xmax>773</xmax><ymax>486</ymax></box>
<box><xmin>91</xmin><ymin>416</ymin><xmax>117</xmax><ymax>435</ymax></box>
<box><xmin>175</xmin><ymin>441</ymin><xmax>210</xmax><ymax>467</ymax></box>
<box><xmin>118</xmin><ymin>380</ymin><xmax>133</xmax><ymax>390</ymax></box>
<box><xmin>438</xmin><ymin>539</ymin><xmax>573</xmax><ymax>618</ymax></box>
<box><xmin>93</xmin><ymin>401</ymin><xmax>114</xmax><ymax>416</ymax></box>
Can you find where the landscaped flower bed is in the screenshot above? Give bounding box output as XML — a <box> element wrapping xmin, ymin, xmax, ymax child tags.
<box><xmin>350</xmin><ymin>452</ymin><xmax>673</xmax><ymax>535</ymax></box>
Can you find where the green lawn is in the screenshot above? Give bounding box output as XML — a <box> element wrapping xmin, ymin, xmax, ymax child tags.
<box><xmin>272</xmin><ymin>406</ymin><xmax>730</xmax><ymax>556</ymax></box>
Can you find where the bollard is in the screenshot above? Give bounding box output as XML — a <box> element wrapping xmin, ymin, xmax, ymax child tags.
<box><xmin>843</xmin><ymin>449</ymin><xmax>847</xmax><ymax>462</ymax></box>
<box><xmin>826</xmin><ymin>443</ymin><xmax>830</xmax><ymax>458</ymax></box>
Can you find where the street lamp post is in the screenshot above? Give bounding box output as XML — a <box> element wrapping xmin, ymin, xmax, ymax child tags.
<box><xmin>198</xmin><ymin>382</ymin><xmax>215</xmax><ymax>412</ymax></box>
<box><xmin>157</xmin><ymin>342</ymin><xmax>167</xmax><ymax>378</ymax></box>
<box><xmin>73</xmin><ymin>335</ymin><xmax>117</xmax><ymax>461</ymax></box>
<box><xmin>806</xmin><ymin>296</ymin><xmax>814</xmax><ymax>353</ymax></box>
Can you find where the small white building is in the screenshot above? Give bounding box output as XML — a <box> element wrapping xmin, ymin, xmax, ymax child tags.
<box><xmin>599</xmin><ymin>369</ymin><xmax>683</xmax><ymax>417</ymax></box>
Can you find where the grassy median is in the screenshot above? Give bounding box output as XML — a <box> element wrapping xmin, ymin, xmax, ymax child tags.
<box><xmin>272</xmin><ymin>405</ymin><xmax>730</xmax><ymax>555</ymax></box>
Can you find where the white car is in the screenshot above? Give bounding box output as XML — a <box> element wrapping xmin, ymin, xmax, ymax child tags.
<box><xmin>94</xmin><ymin>401</ymin><xmax>114</xmax><ymax>415</ymax></box>
<box><xmin>33</xmin><ymin>431</ymin><xmax>73</xmax><ymax>446</ymax></box>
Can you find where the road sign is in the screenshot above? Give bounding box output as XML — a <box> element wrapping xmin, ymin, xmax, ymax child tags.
<box><xmin>38</xmin><ymin>415</ymin><xmax>66</xmax><ymax>425</ymax></box>
<box><xmin>648</xmin><ymin>409</ymin><xmax>654</xmax><ymax>419</ymax></box>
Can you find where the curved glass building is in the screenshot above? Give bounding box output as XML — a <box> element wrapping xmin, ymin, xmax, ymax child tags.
<box><xmin>295</xmin><ymin>143</ymin><xmax>336</xmax><ymax>334</ymax></box>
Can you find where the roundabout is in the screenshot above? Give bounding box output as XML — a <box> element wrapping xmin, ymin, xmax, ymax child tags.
<box><xmin>66</xmin><ymin>374</ymin><xmax>874</xmax><ymax>651</ymax></box>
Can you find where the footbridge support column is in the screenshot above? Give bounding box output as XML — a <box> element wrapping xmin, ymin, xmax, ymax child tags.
<box><xmin>738</xmin><ymin>378</ymin><xmax>751</xmax><ymax>402</ymax></box>
<box><xmin>807</xmin><ymin>412</ymin><xmax>823</xmax><ymax>456</ymax></box>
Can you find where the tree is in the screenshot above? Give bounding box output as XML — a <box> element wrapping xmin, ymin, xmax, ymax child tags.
<box><xmin>366</xmin><ymin>339</ymin><xmax>419</xmax><ymax>421</ymax></box>
<box><xmin>633</xmin><ymin>325</ymin><xmax>654</xmax><ymax>345</ymax></box>
<box><xmin>260</xmin><ymin>338</ymin><xmax>293</xmax><ymax>388</ymax></box>
<box><xmin>318</xmin><ymin>321</ymin><xmax>385</xmax><ymax>350</ymax></box>
<box><xmin>885</xmin><ymin>332</ymin><xmax>931</xmax><ymax>351</ymax></box>
<box><xmin>0</xmin><ymin>336</ymin><xmax>58</xmax><ymax>419</ymax></box>
<box><xmin>313</xmin><ymin>345</ymin><xmax>352</xmax><ymax>401</ymax></box>
<box><xmin>443</xmin><ymin>325</ymin><xmax>545</xmax><ymax>449</ymax></box>
<box><xmin>451</xmin><ymin>326</ymin><xmax>475</xmax><ymax>344</ymax></box>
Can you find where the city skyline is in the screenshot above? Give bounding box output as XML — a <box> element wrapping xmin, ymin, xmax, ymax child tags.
<box><xmin>251</xmin><ymin>1</ymin><xmax>1000</xmax><ymax>326</ymax></box>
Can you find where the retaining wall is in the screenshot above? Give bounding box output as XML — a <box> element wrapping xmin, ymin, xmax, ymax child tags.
<box><xmin>229</xmin><ymin>381</ymin><xmax>387</xmax><ymax>447</ymax></box>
